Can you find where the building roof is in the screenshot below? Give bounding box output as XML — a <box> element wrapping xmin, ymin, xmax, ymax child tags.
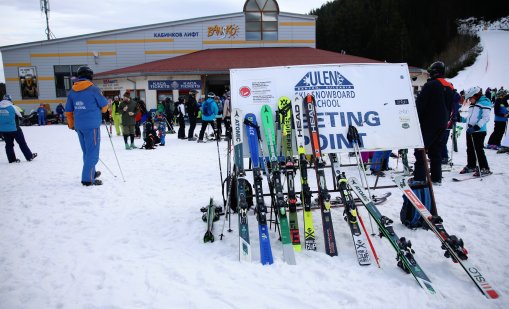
<box><xmin>95</xmin><ymin>47</ymin><xmax>381</xmax><ymax>78</ymax></box>
<box><xmin>0</xmin><ymin>12</ymin><xmax>315</xmax><ymax>51</ymax></box>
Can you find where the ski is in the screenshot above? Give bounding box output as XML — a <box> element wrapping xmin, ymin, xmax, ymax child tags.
<box><xmin>303</xmin><ymin>94</ymin><xmax>338</xmax><ymax>256</ymax></box>
<box><xmin>233</xmin><ymin>108</ymin><xmax>252</xmax><ymax>262</ymax></box>
<box><xmin>452</xmin><ymin>172</ymin><xmax>503</xmax><ymax>182</ymax></box>
<box><xmin>329</xmin><ymin>153</ymin><xmax>372</xmax><ymax>266</ymax></box>
<box><xmin>292</xmin><ymin>96</ymin><xmax>316</xmax><ymax>251</ymax></box>
<box><xmin>279</xmin><ymin>96</ymin><xmax>302</xmax><ymax>252</ymax></box>
<box><xmin>261</xmin><ymin>105</ymin><xmax>296</xmax><ymax>265</ymax></box>
<box><xmin>332</xmin><ymin>192</ymin><xmax>392</xmax><ymax>206</ymax></box>
<box><xmin>393</xmin><ymin>175</ymin><xmax>499</xmax><ymax>299</ymax></box>
<box><xmin>203</xmin><ymin>197</ymin><xmax>216</xmax><ymax>242</ymax></box>
<box><xmin>245</xmin><ymin>113</ymin><xmax>274</xmax><ymax>265</ymax></box>
<box><xmin>348</xmin><ymin>177</ymin><xmax>436</xmax><ymax>294</ymax></box>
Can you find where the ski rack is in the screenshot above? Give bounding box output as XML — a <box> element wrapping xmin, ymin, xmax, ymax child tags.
<box><xmin>240</xmin><ymin>155</ymin><xmax>392</xmax><ymax>234</ymax></box>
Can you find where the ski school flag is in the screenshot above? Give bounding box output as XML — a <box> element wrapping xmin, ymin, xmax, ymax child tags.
<box><xmin>230</xmin><ymin>63</ymin><xmax>424</xmax><ymax>155</ymax></box>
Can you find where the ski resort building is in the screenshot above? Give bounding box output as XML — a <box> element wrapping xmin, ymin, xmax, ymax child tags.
<box><xmin>1</xmin><ymin>0</ymin><xmax>388</xmax><ymax>111</ymax></box>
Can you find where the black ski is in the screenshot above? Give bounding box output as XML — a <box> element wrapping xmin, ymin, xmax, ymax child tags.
<box><xmin>303</xmin><ymin>94</ymin><xmax>337</xmax><ymax>256</ymax></box>
<box><xmin>348</xmin><ymin>177</ymin><xmax>436</xmax><ymax>294</ymax></box>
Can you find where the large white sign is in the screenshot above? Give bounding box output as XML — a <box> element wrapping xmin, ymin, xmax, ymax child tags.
<box><xmin>230</xmin><ymin>63</ymin><xmax>424</xmax><ymax>156</ymax></box>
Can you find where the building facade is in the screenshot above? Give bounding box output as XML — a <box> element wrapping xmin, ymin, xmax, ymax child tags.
<box><xmin>0</xmin><ymin>0</ymin><xmax>316</xmax><ymax>111</ymax></box>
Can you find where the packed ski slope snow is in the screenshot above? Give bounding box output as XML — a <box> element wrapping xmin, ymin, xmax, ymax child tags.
<box><xmin>1</xmin><ymin>30</ymin><xmax>509</xmax><ymax>309</ymax></box>
<box><xmin>450</xmin><ymin>29</ymin><xmax>509</xmax><ymax>90</ymax></box>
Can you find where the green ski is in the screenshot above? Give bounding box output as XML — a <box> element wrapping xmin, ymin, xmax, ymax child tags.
<box><xmin>261</xmin><ymin>104</ymin><xmax>296</xmax><ymax>265</ymax></box>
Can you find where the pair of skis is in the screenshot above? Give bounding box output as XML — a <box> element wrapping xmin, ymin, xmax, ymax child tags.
<box><xmin>392</xmin><ymin>175</ymin><xmax>499</xmax><ymax>299</ymax></box>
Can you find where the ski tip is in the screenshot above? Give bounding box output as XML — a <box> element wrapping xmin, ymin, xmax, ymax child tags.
<box><xmin>486</xmin><ymin>289</ymin><xmax>500</xmax><ymax>299</ymax></box>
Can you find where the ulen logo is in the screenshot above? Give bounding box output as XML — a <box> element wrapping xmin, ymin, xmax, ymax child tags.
<box><xmin>295</xmin><ymin>71</ymin><xmax>354</xmax><ymax>91</ymax></box>
<box><xmin>239</xmin><ymin>86</ymin><xmax>251</xmax><ymax>98</ymax></box>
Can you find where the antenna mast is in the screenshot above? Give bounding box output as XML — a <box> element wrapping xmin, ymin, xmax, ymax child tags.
<box><xmin>40</xmin><ymin>0</ymin><xmax>55</xmax><ymax>40</ymax></box>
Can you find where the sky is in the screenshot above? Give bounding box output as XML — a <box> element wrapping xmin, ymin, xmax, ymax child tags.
<box><xmin>0</xmin><ymin>0</ymin><xmax>331</xmax><ymax>82</ymax></box>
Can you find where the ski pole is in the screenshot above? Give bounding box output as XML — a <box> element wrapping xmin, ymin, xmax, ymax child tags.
<box><xmin>99</xmin><ymin>158</ymin><xmax>117</xmax><ymax>178</ymax></box>
<box><xmin>470</xmin><ymin>133</ymin><xmax>483</xmax><ymax>180</ymax></box>
<box><xmin>347</xmin><ymin>125</ymin><xmax>376</xmax><ymax>235</ymax></box>
<box><xmin>104</xmin><ymin>121</ymin><xmax>126</xmax><ymax>182</ymax></box>
<box><xmin>214</xmin><ymin>122</ymin><xmax>225</xmax><ymax>206</ymax></box>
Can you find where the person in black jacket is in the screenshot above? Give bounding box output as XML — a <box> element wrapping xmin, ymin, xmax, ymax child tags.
<box><xmin>186</xmin><ymin>90</ymin><xmax>199</xmax><ymax>141</ymax></box>
<box><xmin>176</xmin><ymin>98</ymin><xmax>186</xmax><ymax>139</ymax></box>
<box><xmin>413</xmin><ymin>61</ymin><xmax>454</xmax><ymax>186</ymax></box>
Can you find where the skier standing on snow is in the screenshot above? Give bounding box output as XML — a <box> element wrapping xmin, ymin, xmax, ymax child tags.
<box><xmin>118</xmin><ymin>92</ymin><xmax>139</xmax><ymax>150</ymax></box>
<box><xmin>111</xmin><ymin>96</ymin><xmax>123</xmax><ymax>136</ymax></box>
<box><xmin>187</xmin><ymin>90</ymin><xmax>199</xmax><ymax>141</ymax></box>
<box><xmin>176</xmin><ymin>98</ymin><xmax>186</xmax><ymax>139</ymax></box>
<box><xmin>56</xmin><ymin>103</ymin><xmax>65</xmax><ymax>124</ymax></box>
<box><xmin>0</xmin><ymin>94</ymin><xmax>37</xmax><ymax>163</ymax></box>
<box><xmin>459</xmin><ymin>86</ymin><xmax>492</xmax><ymax>176</ymax></box>
<box><xmin>65</xmin><ymin>66</ymin><xmax>108</xmax><ymax>186</ymax></box>
<box><xmin>413</xmin><ymin>61</ymin><xmax>454</xmax><ymax>185</ymax></box>
<box><xmin>37</xmin><ymin>103</ymin><xmax>46</xmax><ymax>126</ymax></box>
<box><xmin>222</xmin><ymin>91</ymin><xmax>232</xmax><ymax>140</ymax></box>
<box><xmin>197</xmin><ymin>92</ymin><xmax>219</xmax><ymax>143</ymax></box>
<box><xmin>486</xmin><ymin>89</ymin><xmax>508</xmax><ymax>149</ymax></box>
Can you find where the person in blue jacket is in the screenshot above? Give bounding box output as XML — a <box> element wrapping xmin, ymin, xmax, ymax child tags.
<box><xmin>0</xmin><ymin>94</ymin><xmax>37</xmax><ymax>163</ymax></box>
<box><xmin>197</xmin><ymin>92</ymin><xmax>219</xmax><ymax>143</ymax></box>
<box><xmin>459</xmin><ymin>86</ymin><xmax>492</xmax><ymax>176</ymax></box>
<box><xmin>486</xmin><ymin>89</ymin><xmax>508</xmax><ymax>149</ymax></box>
<box><xmin>56</xmin><ymin>103</ymin><xmax>65</xmax><ymax>124</ymax></box>
<box><xmin>37</xmin><ymin>103</ymin><xmax>46</xmax><ymax>125</ymax></box>
<box><xmin>65</xmin><ymin>66</ymin><xmax>108</xmax><ymax>186</ymax></box>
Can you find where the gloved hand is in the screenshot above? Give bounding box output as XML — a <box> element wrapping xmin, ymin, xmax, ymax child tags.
<box><xmin>466</xmin><ymin>125</ymin><xmax>480</xmax><ymax>134</ymax></box>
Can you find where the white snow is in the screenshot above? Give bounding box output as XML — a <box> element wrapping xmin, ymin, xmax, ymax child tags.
<box><xmin>450</xmin><ymin>29</ymin><xmax>509</xmax><ymax>91</ymax></box>
<box><xmin>1</xmin><ymin>30</ymin><xmax>509</xmax><ymax>309</ymax></box>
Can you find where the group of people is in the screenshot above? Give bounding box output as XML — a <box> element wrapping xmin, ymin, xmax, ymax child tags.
<box><xmin>360</xmin><ymin>61</ymin><xmax>508</xmax><ymax>186</ymax></box>
<box><xmin>174</xmin><ymin>90</ymin><xmax>231</xmax><ymax>142</ymax></box>
<box><xmin>413</xmin><ymin>61</ymin><xmax>508</xmax><ymax>186</ymax></box>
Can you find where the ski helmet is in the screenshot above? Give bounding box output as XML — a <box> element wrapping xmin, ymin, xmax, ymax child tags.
<box><xmin>464</xmin><ymin>86</ymin><xmax>481</xmax><ymax>100</ymax></box>
<box><xmin>3</xmin><ymin>94</ymin><xmax>12</xmax><ymax>101</ymax></box>
<box><xmin>427</xmin><ymin>61</ymin><xmax>445</xmax><ymax>78</ymax></box>
<box><xmin>207</xmin><ymin>92</ymin><xmax>215</xmax><ymax>98</ymax></box>
<box><xmin>77</xmin><ymin>66</ymin><xmax>94</xmax><ymax>80</ymax></box>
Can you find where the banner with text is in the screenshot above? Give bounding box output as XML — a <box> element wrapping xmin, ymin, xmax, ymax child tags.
<box><xmin>230</xmin><ymin>63</ymin><xmax>424</xmax><ymax>156</ymax></box>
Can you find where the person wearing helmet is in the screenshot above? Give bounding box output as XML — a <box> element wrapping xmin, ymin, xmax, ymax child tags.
<box><xmin>486</xmin><ymin>88</ymin><xmax>509</xmax><ymax>149</ymax></box>
<box><xmin>197</xmin><ymin>92</ymin><xmax>219</xmax><ymax>142</ymax></box>
<box><xmin>111</xmin><ymin>95</ymin><xmax>123</xmax><ymax>136</ymax></box>
<box><xmin>65</xmin><ymin>66</ymin><xmax>109</xmax><ymax>186</ymax></box>
<box><xmin>0</xmin><ymin>94</ymin><xmax>37</xmax><ymax>163</ymax></box>
<box><xmin>186</xmin><ymin>90</ymin><xmax>199</xmax><ymax>141</ymax></box>
<box><xmin>413</xmin><ymin>61</ymin><xmax>454</xmax><ymax>186</ymax></box>
<box><xmin>459</xmin><ymin>86</ymin><xmax>493</xmax><ymax>176</ymax></box>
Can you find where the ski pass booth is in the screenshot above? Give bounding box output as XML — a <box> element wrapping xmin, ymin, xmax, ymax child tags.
<box><xmin>230</xmin><ymin>63</ymin><xmax>424</xmax><ymax>165</ymax></box>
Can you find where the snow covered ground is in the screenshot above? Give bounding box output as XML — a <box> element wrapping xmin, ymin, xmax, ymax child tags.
<box><xmin>1</xmin><ymin>30</ymin><xmax>508</xmax><ymax>309</ymax></box>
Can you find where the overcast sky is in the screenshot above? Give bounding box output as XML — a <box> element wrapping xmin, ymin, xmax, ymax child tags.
<box><xmin>0</xmin><ymin>0</ymin><xmax>331</xmax><ymax>83</ymax></box>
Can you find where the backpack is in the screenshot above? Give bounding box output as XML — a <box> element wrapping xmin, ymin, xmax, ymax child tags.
<box><xmin>400</xmin><ymin>187</ymin><xmax>432</xmax><ymax>228</ymax></box>
<box><xmin>202</xmin><ymin>99</ymin><xmax>214</xmax><ymax>117</ymax></box>
<box><xmin>229</xmin><ymin>177</ymin><xmax>253</xmax><ymax>213</ymax></box>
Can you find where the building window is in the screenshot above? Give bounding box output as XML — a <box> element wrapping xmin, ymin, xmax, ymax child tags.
<box><xmin>54</xmin><ymin>65</ymin><xmax>85</xmax><ymax>97</ymax></box>
<box><xmin>244</xmin><ymin>0</ymin><xmax>279</xmax><ymax>41</ymax></box>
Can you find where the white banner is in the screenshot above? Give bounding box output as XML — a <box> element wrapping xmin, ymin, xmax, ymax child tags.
<box><xmin>230</xmin><ymin>63</ymin><xmax>424</xmax><ymax>156</ymax></box>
